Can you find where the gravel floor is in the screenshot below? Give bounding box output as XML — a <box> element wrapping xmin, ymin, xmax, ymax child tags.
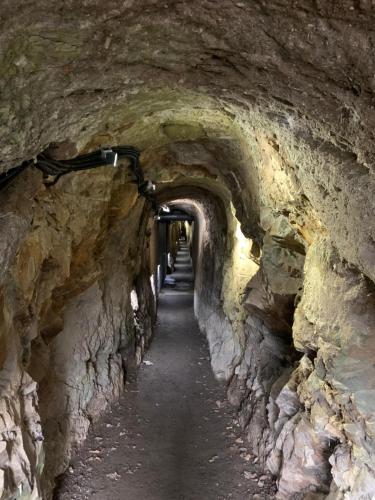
<box><xmin>54</xmin><ymin>244</ymin><xmax>276</xmax><ymax>500</ymax></box>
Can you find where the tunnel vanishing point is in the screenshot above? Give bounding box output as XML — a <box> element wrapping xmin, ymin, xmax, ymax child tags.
<box><xmin>0</xmin><ymin>1</ymin><xmax>375</xmax><ymax>499</ymax></box>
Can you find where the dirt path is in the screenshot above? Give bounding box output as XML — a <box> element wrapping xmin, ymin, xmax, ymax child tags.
<box><xmin>55</xmin><ymin>243</ymin><xmax>276</xmax><ymax>500</ymax></box>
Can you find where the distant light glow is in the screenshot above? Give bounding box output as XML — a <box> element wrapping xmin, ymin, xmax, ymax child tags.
<box><xmin>221</xmin><ymin>208</ymin><xmax>259</xmax><ymax>323</ymax></box>
<box><xmin>150</xmin><ymin>274</ymin><xmax>156</xmax><ymax>302</ymax></box>
<box><xmin>130</xmin><ymin>289</ymin><xmax>139</xmax><ymax>311</ymax></box>
<box><xmin>167</xmin><ymin>252</ymin><xmax>173</xmax><ymax>269</ymax></box>
<box><xmin>235</xmin><ymin>221</ymin><xmax>251</xmax><ymax>254</ymax></box>
<box><xmin>157</xmin><ymin>264</ymin><xmax>162</xmax><ymax>292</ymax></box>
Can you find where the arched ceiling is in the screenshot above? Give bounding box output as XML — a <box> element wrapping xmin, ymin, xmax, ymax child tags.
<box><xmin>0</xmin><ymin>0</ymin><xmax>373</xmax><ymax>279</ymax></box>
<box><xmin>0</xmin><ymin>6</ymin><xmax>374</xmax><ymax>498</ymax></box>
<box><xmin>1</xmin><ymin>1</ymin><xmax>375</xmax><ymax>167</ymax></box>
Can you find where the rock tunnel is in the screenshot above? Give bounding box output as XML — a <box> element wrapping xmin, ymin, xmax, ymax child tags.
<box><xmin>0</xmin><ymin>1</ymin><xmax>375</xmax><ymax>499</ymax></box>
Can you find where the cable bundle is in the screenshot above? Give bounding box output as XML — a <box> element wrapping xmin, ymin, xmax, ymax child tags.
<box><xmin>0</xmin><ymin>160</ymin><xmax>34</xmax><ymax>191</ymax></box>
<box><xmin>0</xmin><ymin>145</ymin><xmax>157</xmax><ymax>197</ymax></box>
<box><xmin>35</xmin><ymin>146</ymin><xmax>142</xmax><ymax>186</ymax></box>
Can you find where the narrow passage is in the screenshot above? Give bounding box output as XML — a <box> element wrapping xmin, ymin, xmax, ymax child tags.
<box><xmin>55</xmin><ymin>242</ymin><xmax>275</xmax><ymax>500</ymax></box>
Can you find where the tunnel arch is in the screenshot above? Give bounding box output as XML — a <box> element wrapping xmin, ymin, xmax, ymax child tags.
<box><xmin>0</xmin><ymin>3</ymin><xmax>374</xmax><ymax>499</ymax></box>
<box><xmin>0</xmin><ymin>95</ymin><xmax>373</xmax><ymax>500</ymax></box>
<box><xmin>0</xmin><ymin>104</ymin><xmax>373</xmax><ymax>499</ymax></box>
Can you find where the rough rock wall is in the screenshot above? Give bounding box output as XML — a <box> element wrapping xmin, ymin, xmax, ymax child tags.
<box><xmin>0</xmin><ymin>127</ymin><xmax>372</xmax><ymax>500</ymax></box>
<box><xmin>0</xmin><ymin>168</ymin><xmax>155</xmax><ymax>499</ymax></box>
<box><xmin>160</xmin><ymin>126</ymin><xmax>374</xmax><ymax>498</ymax></box>
<box><xmin>197</xmin><ymin>175</ymin><xmax>374</xmax><ymax>499</ymax></box>
<box><xmin>171</xmin><ymin>196</ymin><xmax>240</xmax><ymax>382</ymax></box>
<box><xmin>0</xmin><ymin>1</ymin><xmax>374</xmax><ymax>498</ymax></box>
<box><xmin>288</xmin><ymin>237</ymin><xmax>375</xmax><ymax>499</ymax></box>
<box><xmin>190</xmin><ymin>193</ymin><xmax>310</xmax><ymax>497</ymax></box>
<box><xmin>135</xmin><ymin>119</ymin><xmax>372</xmax><ymax>498</ymax></box>
<box><xmin>234</xmin><ymin>131</ymin><xmax>374</xmax><ymax>499</ymax></box>
<box><xmin>197</xmin><ymin>144</ymin><xmax>372</xmax><ymax>499</ymax></box>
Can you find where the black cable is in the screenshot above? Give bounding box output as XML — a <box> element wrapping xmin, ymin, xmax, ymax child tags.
<box><xmin>34</xmin><ymin>147</ymin><xmax>141</xmax><ymax>180</ymax></box>
<box><xmin>0</xmin><ymin>146</ymin><xmax>156</xmax><ymax>207</ymax></box>
<box><xmin>0</xmin><ymin>160</ymin><xmax>33</xmax><ymax>192</ymax></box>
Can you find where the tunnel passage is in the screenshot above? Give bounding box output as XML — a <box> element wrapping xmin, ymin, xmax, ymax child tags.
<box><xmin>0</xmin><ymin>2</ymin><xmax>375</xmax><ymax>499</ymax></box>
<box><xmin>54</xmin><ymin>228</ymin><xmax>277</xmax><ymax>500</ymax></box>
